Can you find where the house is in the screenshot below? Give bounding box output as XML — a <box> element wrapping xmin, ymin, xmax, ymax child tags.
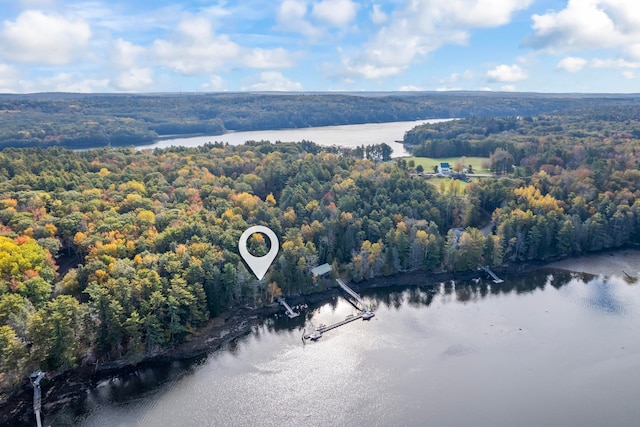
<box><xmin>311</xmin><ymin>263</ymin><xmax>332</xmax><ymax>277</ymax></box>
<box><xmin>437</xmin><ymin>162</ymin><xmax>451</xmax><ymax>176</ymax></box>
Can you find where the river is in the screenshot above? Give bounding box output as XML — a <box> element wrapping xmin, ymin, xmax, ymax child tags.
<box><xmin>44</xmin><ymin>254</ymin><xmax>640</xmax><ymax>427</ymax></box>
<box><xmin>137</xmin><ymin>119</ymin><xmax>452</xmax><ymax>157</ymax></box>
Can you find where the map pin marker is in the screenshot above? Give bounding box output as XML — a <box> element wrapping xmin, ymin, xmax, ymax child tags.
<box><xmin>238</xmin><ymin>225</ymin><xmax>279</xmax><ymax>280</ymax></box>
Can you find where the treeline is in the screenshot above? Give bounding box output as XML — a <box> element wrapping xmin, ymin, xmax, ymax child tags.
<box><xmin>1</xmin><ymin>92</ymin><xmax>638</xmax><ymax>148</ymax></box>
<box><xmin>0</xmin><ymin>141</ymin><xmax>472</xmax><ymax>391</ymax></box>
<box><xmin>3</xmin><ymin>106</ymin><xmax>640</xmax><ymax>392</ymax></box>
<box><xmin>404</xmin><ymin>105</ymin><xmax>640</xmax><ymax>160</ymax></box>
<box><xmin>405</xmin><ymin>107</ymin><xmax>640</xmax><ymax>262</ymax></box>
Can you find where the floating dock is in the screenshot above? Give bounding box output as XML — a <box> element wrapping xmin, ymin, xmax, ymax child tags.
<box><xmin>479</xmin><ymin>266</ymin><xmax>504</xmax><ymax>284</ymax></box>
<box><xmin>302</xmin><ymin>279</ymin><xmax>375</xmax><ymax>341</ymax></box>
<box><xmin>278</xmin><ymin>298</ymin><xmax>299</xmax><ymax>318</ymax></box>
<box><xmin>303</xmin><ymin>313</ymin><xmax>364</xmax><ymax>340</ymax></box>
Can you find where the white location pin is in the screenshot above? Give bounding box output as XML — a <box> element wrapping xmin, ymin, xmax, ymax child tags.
<box><xmin>238</xmin><ymin>225</ymin><xmax>279</xmax><ymax>280</ymax></box>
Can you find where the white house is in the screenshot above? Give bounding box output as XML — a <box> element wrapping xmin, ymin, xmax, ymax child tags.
<box><xmin>437</xmin><ymin>162</ymin><xmax>451</xmax><ymax>176</ymax></box>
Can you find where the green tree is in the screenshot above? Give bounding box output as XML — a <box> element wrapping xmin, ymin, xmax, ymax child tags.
<box><xmin>28</xmin><ymin>295</ymin><xmax>91</xmax><ymax>371</ymax></box>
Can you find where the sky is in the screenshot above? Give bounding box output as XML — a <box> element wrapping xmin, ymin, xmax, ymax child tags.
<box><xmin>1</xmin><ymin>0</ymin><xmax>640</xmax><ymax>93</ymax></box>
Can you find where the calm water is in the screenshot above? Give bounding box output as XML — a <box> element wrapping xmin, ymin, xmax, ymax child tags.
<box><xmin>45</xmin><ymin>268</ymin><xmax>640</xmax><ymax>427</ymax></box>
<box><xmin>137</xmin><ymin>119</ymin><xmax>452</xmax><ymax>157</ymax></box>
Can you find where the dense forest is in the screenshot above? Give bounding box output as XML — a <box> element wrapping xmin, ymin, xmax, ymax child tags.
<box><xmin>2</xmin><ymin>105</ymin><xmax>640</xmax><ymax>399</ymax></box>
<box><xmin>2</xmin><ymin>92</ymin><xmax>640</xmax><ymax>148</ymax></box>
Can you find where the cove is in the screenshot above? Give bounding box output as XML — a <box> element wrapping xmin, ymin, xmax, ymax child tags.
<box><xmin>44</xmin><ymin>265</ymin><xmax>640</xmax><ymax>427</ymax></box>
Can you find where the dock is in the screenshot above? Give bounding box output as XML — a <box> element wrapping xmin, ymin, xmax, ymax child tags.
<box><xmin>278</xmin><ymin>298</ymin><xmax>299</xmax><ymax>318</ymax></box>
<box><xmin>303</xmin><ymin>313</ymin><xmax>364</xmax><ymax>340</ymax></box>
<box><xmin>336</xmin><ymin>279</ymin><xmax>370</xmax><ymax>311</ymax></box>
<box><xmin>302</xmin><ymin>278</ymin><xmax>375</xmax><ymax>341</ymax></box>
<box><xmin>30</xmin><ymin>371</ymin><xmax>45</xmax><ymax>427</ymax></box>
<box><xmin>479</xmin><ymin>266</ymin><xmax>504</xmax><ymax>284</ymax></box>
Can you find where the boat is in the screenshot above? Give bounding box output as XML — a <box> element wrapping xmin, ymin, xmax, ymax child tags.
<box><xmin>308</xmin><ymin>330</ymin><xmax>323</xmax><ymax>341</ymax></box>
<box><xmin>362</xmin><ymin>311</ymin><xmax>375</xmax><ymax>320</ymax></box>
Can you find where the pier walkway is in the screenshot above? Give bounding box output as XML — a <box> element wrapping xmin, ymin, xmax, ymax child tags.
<box><xmin>302</xmin><ymin>278</ymin><xmax>374</xmax><ymax>341</ymax></box>
<box><xmin>303</xmin><ymin>313</ymin><xmax>364</xmax><ymax>339</ymax></box>
<box><xmin>336</xmin><ymin>279</ymin><xmax>370</xmax><ymax>312</ymax></box>
<box><xmin>480</xmin><ymin>266</ymin><xmax>504</xmax><ymax>283</ymax></box>
<box><xmin>278</xmin><ymin>298</ymin><xmax>299</xmax><ymax>318</ymax></box>
<box><xmin>31</xmin><ymin>370</ymin><xmax>45</xmax><ymax>427</ymax></box>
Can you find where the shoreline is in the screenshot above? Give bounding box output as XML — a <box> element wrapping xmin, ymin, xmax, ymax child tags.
<box><xmin>3</xmin><ymin>248</ymin><xmax>637</xmax><ymax>425</ymax></box>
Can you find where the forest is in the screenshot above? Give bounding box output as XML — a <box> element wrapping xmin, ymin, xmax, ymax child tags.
<box><xmin>2</xmin><ymin>104</ymin><xmax>640</xmax><ymax>399</ymax></box>
<box><xmin>1</xmin><ymin>92</ymin><xmax>639</xmax><ymax>148</ymax></box>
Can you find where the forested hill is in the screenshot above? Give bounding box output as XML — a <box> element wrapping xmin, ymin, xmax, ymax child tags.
<box><xmin>2</xmin><ymin>104</ymin><xmax>640</xmax><ymax>393</ymax></box>
<box><xmin>2</xmin><ymin>92</ymin><xmax>640</xmax><ymax>149</ymax></box>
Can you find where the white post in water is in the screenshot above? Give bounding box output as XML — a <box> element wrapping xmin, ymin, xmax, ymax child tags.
<box><xmin>30</xmin><ymin>371</ymin><xmax>45</xmax><ymax>427</ymax></box>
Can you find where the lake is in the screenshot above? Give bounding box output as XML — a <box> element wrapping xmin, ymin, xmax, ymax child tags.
<box><xmin>44</xmin><ymin>255</ymin><xmax>640</xmax><ymax>427</ymax></box>
<box><xmin>137</xmin><ymin>119</ymin><xmax>452</xmax><ymax>157</ymax></box>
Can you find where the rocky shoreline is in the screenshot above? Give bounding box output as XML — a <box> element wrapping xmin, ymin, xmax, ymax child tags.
<box><xmin>2</xmin><ymin>250</ymin><xmax>629</xmax><ymax>426</ymax></box>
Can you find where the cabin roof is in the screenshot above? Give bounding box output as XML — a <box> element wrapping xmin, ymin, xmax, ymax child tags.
<box><xmin>311</xmin><ymin>263</ymin><xmax>332</xmax><ymax>276</ymax></box>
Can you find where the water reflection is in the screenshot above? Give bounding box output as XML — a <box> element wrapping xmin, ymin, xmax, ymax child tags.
<box><xmin>44</xmin><ymin>268</ymin><xmax>640</xmax><ymax>427</ymax></box>
<box><xmin>350</xmin><ymin>268</ymin><xmax>597</xmax><ymax>312</ymax></box>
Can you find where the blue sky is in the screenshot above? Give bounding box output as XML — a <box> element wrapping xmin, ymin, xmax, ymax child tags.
<box><xmin>1</xmin><ymin>0</ymin><xmax>639</xmax><ymax>93</ymax></box>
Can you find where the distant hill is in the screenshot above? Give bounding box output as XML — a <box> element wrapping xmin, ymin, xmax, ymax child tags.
<box><xmin>1</xmin><ymin>92</ymin><xmax>640</xmax><ymax>149</ymax></box>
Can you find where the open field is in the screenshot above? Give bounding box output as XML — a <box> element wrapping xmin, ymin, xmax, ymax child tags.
<box><xmin>424</xmin><ymin>176</ymin><xmax>481</xmax><ymax>194</ymax></box>
<box><xmin>404</xmin><ymin>156</ymin><xmax>491</xmax><ymax>173</ymax></box>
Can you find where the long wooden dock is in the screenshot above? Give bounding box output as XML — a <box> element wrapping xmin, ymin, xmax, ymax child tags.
<box><xmin>302</xmin><ymin>278</ymin><xmax>374</xmax><ymax>341</ymax></box>
<box><xmin>303</xmin><ymin>313</ymin><xmax>363</xmax><ymax>339</ymax></box>
<box><xmin>336</xmin><ymin>279</ymin><xmax>370</xmax><ymax>311</ymax></box>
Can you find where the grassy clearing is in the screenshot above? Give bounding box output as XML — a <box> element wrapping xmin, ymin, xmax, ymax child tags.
<box><xmin>424</xmin><ymin>176</ymin><xmax>475</xmax><ymax>194</ymax></box>
<box><xmin>420</xmin><ymin>175</ymin><xmax>491</xmax><ymax>194</ymax></box>
<box><xmin>404</xmin><ymin>156</ymin><xmax>491</xmax><ymax>173</ymax></box>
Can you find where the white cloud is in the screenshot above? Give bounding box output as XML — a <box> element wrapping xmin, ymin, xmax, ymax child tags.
<box><xmin>243</xmin><ymin>71</ymin><xmax>302</xmax><ymax>91</ymax></box>
<box><xmin>487</xmin><ymin>64</ymin><xmax>527</xmax><ymax>82</ymax></box>
<box><xmin>202</xmin><ymin>75</ymin><xmax>225</xmax><ymax>91</ymax></box>
<box><xmin>0</xmin><ymin>10</ymin><xmax>91</xmax><ymax>65</ymax></box>
<box><xmin>277</xmin><ymin>0</ymin><xmax>321</xmax><ymax>38</ymax></box>
<box><xmin>0</xmin><ymin>64</ymin><xmax>20</xmax><ymax>93</ymax></box>
<box><xmin>626</xmin><ymin>44</ymin><xmax>640</xmax><ymax>61</ymax></box>
<box><xmin>244</xmin><ymin>47</ymin><xmax>296</xmax><ymax>69</ymax></box>
<box><xmin>557</xmin><ymin>56</ymin><xmax>587</xmax><ymax>73</ymax></box>
<box><xmin>114</xmin><ymin>68</ymin><xmax>154</xmax><ymax>91</ymax></box>
<box><xmin>371</xmin><ymin>4</ymin><xmax>387</xmax><ymax>25</ymax></box>
<box><xmin>440</xmin><ymin>70</ymin><xmax>473</xmax><ymax>84</ymax></box>
<box><xmin>530</xmin><ymin>0</ymin><xmax>640</xmax><ymax>52</ymax></box>
<box><xmin>312</xmin><ymin>0</ymin><xmax>358</xmax><ymax>27</ymax></box>
<box><xmin>341</xmin><ymin>0</ymin><xmax>531</xmax><ymax>79</ymax></box>
<box><xmin>501</xmin><ymin>85</ymin><xmax>517</xmax><ymax>92</ymax></box>
<box><xmin>623</xmin><ymin>71</ymin><xmax>635</xmax><ymax>79</ymax></box>
<box><xmin>22</xmin><ymin>73</ymin><xmax>109</xmax><ymax>93</ymax></box>
<box><xmin>435</xmin><ymin>86</ymin><xmax>462</xmax><ymax>91</ymax></box>
<box><xmin>152</xmin><ymin>16</ymin><xmax>241</xmax><ymax>74</ymax></box>
<box><xmin>591</xmin><ymin>58</ymin><xmax>640</xmax><ymax>69</ymax></box>
<box><xmin>399</xmin><ymin>85</ymin><xmax>423</xmax><ymax>91</ymax></box>
<box><xmin>341</xmin><ymin>57</ymin><xmax>405</xmax><ymax>79</ymax></box>
<box><xmin>111</xmin><ymin>39</ymin><xmax>145</xmax><ymax>69</ymax></box>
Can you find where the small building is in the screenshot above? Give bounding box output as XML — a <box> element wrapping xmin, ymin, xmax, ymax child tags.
<box><xmin>437</xmin><ymin>162</ymin><xmax>451</xmax><ymax>176</ymax></box>
<box><xmin>311</xmin><ymin>263</ymin><xmax>333</xmax><ymax>288</ymax></box>
<box><xmin>311</xmin><ymin>263</ymin><xmax>332</xmax><ymax>277</ymax></box>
